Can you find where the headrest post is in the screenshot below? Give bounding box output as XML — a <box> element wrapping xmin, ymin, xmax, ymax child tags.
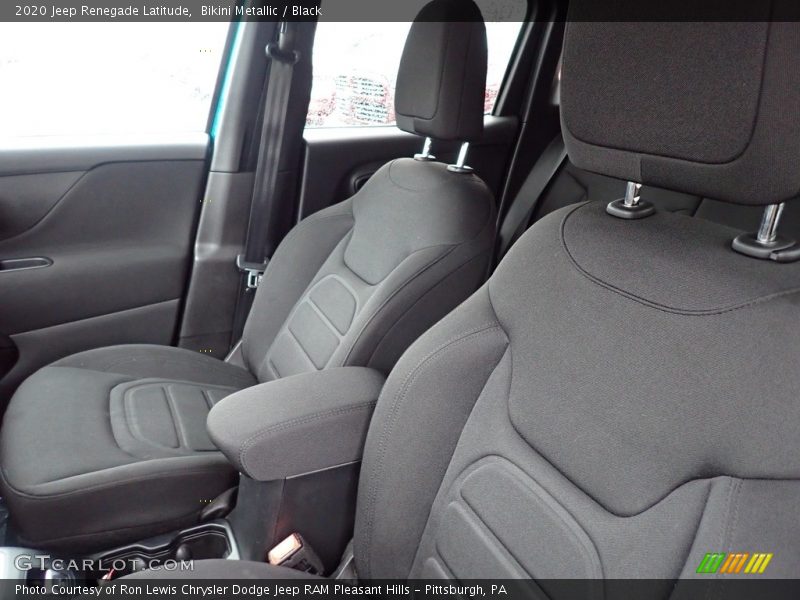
<box><xmin>414</xmin><ymin>137</ymin><xmax>436</xmax><ymax>162</ymax></box>
<box><xmin>732</xmin><ymin>202</ymin><xmax>800</xmax><ymax>262</ymax></box>
<box><xmin>447</xmin><ymin>143</ymin><xmax>474</xmax><ymax>174</ymax></box>
<box><xmin>606</xmin><ymin>181</ymin><xmax>656</xmax><ymax>220</ymax></box>
<box><xmin>756</xmin><ymin>203</ymin><xmax>785</xmax><ymax>245</ymax></box>
<box><xmin>623</xmin><ymin>182</ymin><xmax>643</xmax><ymax>208</ymax></box>
<box><xmin>456</xmin><ymin>143</ymin><xmax>469</xmax><ymax>168</ymax></box>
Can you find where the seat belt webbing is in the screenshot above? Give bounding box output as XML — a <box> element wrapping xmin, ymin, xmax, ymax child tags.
<box><xmin>231</xmin><ymin>24</ymin><xmax>302</xmax><ymax>344</ymax></box>
<box><xmin>497</xmin><ymin>134</ymin><xmax>567</xmax><ymax>259</ymax></box>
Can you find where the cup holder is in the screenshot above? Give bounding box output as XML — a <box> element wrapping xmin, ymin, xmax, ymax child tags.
<box><xmin>90</xmin><ymin>521</ymin><xmax>239</xmax><ymax>579</ymax></box>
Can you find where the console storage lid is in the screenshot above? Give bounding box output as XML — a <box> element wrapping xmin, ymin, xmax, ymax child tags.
<box><xmin>207</xmin><ymin>367</ymin><xmax>385</xmax><ymax>481</ymax></box>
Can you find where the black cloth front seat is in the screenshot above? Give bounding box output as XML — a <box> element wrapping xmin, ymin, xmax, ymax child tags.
<box><xmin>0</xmin><ymin>0</ymin><xmax>494</xmax><ymax>551</ymax></box>
<box><xmin>133</xmin><ymin>17</ymin><xmax>800</xmax><ymax>582</ymax></box>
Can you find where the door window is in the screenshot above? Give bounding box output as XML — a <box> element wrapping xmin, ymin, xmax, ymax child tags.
<box><xmin>0</xmin><ymin>23</ymin><xmax>230</xmax><ymax>137</ymax></box>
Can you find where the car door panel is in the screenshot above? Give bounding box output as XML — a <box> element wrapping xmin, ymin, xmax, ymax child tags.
<box><xmin>0</xmin><ymin>171</ymin><xmax>84</xmax><ymax>239</ymax></box>
<box><xmin>0</xmin><ymin>137</ymin><xmax>209</xmax><ymax>404</ymax></box>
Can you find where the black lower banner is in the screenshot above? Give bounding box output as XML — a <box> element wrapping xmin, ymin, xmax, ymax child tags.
<box><xmin>2</xmin><ymin>579</ymin><xmax>800</xmax><ymax>600</ymax></box>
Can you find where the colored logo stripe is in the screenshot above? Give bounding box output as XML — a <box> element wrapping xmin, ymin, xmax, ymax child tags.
<box><xmin>696</xmin><ymin>552</ymin><xmax>773</xmax><ymax>575</ymax></box>
<box><xmin>744</xmin><ymin>553</ymin><xmax>773</xmax><ymax>574</ymax></box>
<box><xmin>697</xmin><ymin>553</ymin><xmax>726</xmax><ymax>574</ymax></box>
<box><xmin>719</xmin><ymin>553</ymin><xmax>749</xmax><ymax>574</ymax></box>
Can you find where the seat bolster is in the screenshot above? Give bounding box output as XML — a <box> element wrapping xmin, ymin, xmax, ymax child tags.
<box><xmin>354</xmin><ymin>287</ymin><xmax>509</xmax><ymax>578</ymax></box>
<box><xmin>242</xmin><ymin>201</ymin><xmax>356</xmax><ymax>379</ymax></box>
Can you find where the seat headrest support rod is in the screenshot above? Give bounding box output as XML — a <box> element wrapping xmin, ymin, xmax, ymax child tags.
<box><xmin>756</xmin><ymin>203</ymin><xmax>785</xmax><ymax>245</ymax></box>
<box><xmin>732</xmin><ymin>202</ymin><xmax>800</xmax><ymax>263</ymax></box>
<box><xmin>414</xmin><ymin>137</ymin><xmax>436</xmax><ymax>162</ymax></box>
<box><xmin>447</xmin><ymin>142</ymin><xmax>474</xmax><ymax>174</ymax></box>
<box><xmin>606</xmin><ymin>181</ymin><xmax>656</xmax><ymax>220</ymax></box>
<box><xmin>624</xmin><ymin>182</ymin><xmax>643</xmax><ymax>208</ymax></box>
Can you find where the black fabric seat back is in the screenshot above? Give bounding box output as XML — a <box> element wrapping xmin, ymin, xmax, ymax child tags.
<box><xmin>353</xmin><ymin>17</ymin><xmax>800</xmax><ymax>583</ymax></box>
<box><xmin>236</xmin><ymin>0</ymin><xmax>494</xmax><ymax>382</ymax></box>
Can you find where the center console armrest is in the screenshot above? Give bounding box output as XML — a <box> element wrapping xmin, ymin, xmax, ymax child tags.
<box><xmin>208</xmin><ymin>367</ymin><xmax>385</xmax><ymax>481</ymax></box>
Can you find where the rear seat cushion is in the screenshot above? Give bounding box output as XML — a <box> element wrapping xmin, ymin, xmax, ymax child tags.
<box><xmin>0</xmin><ymin>345</ymin><xmax>253</xmax><ymax>551</ymax></box>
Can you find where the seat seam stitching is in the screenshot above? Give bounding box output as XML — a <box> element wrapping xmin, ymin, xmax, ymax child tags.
<box><xmin>407</xmin><ymin>350</ymin><xmax>514</xmax><ymax>577</ymax></box>
<box><xmin>284</xmin><ymin>326</ymin><xmax>321</xmax><ymax>370</ymax></box>
<box><xmin>339</xmin><ymin>245</ymin><xmax>458</xmax><ymax>367</ymax></box>
<box><xmin>242</xmin><ymin>212</ymin><xmax>354</xmax><ymax>373</ymax></box>
<box><xmin>559</xmin><ymin>202</ymin><xmax>800</xmax><ymax>316</ymax></box>
<box><xmin>306</xmin><ymin>295</ymin><xmax>347</xmax><ymax>340</ymax></box>
<box><xmin>163</xmin><ymin>384</ymin><xmax>187</xmax><ymax>450</ymax></box>
<box><xmin>256</xmin><ymin>228</ymin><xmax>355</xmax><ymax>377</ymax></box>
<box><xmin>362</xmin><ymin>250</ymin><xmax>489</xmax><ymax>368</ymax></box>
<box><xmin>673</xmin><ymin>479</ymin><xmax>715</xmax><ymax>581</ymax></box>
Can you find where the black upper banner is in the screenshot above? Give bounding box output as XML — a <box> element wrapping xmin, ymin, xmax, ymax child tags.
<box><xmin>2</xmin><ymin>0</ymin><xmax>799</xmax><ymax>23</ymax></box>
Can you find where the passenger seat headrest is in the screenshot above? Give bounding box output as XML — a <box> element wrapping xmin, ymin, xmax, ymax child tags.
<box><xmin>561</xmin><ymin>9</ymin><xmax>800</xmax><ymax>206</ymax></box>
<box><xmin>395</xmin><ymin>0</ymin><xmax>488</xmax><ymax>142</ymax></box>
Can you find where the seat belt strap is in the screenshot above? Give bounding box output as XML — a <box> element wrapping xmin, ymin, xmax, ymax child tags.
<box><xmin>238</xmin><ymin>23</ymin><xmax>300</xmax><ymax>287</ymax></box>
<box><xmin>230</xmin><ymin>23</ymin><xmax>302</xmax><ymax>344</ymax></box>
<box><xmin>497</xmin><ymin>134</ymin><xmax>567</xmax><ymax>259</ymax></box>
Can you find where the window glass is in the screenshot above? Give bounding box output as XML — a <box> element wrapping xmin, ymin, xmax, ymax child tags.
<box><xmin>0</xmin><ymin>23</ymin><xmax>229</xmax><ymax>138</ymax></box>
<box><xmin>306</xmin><ymin>2</ymin><xmax>526</xmax><ymax>128</ymax></box>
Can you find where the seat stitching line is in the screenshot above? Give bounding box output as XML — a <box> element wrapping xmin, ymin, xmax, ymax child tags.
<box><xmin>163</xmin><ymin>384</ymin><xmax>187</xmax><ymax>450</ymax></box>
<box><xmin>284</xmin><ymin>326</ymin><xmax>321</xmax><ymax>370</ymax></box>
<box><xmin>256</xmin><ymin>229</ymin><xmax>355</xmax><ymax>377</ymax></box>
<box><xmin>241</xmin><ymin>212</ymin><xmax>354</xmax><ymax>370</ymax></box>
<box><xmin>267</xmin><ymin>359</ymin><xmax>281</xmax><ymax>379</ymax></box>
<box><xmin>339</xmin><ymin>245</ymin><xmax>457</xmax><ymax>367</ymax></box>
<box><xmin>673</xmin><ymin>478</ymin><xmax>715</xmax><ymax>582</ymax></box>
<box><xmin>704</xmin><ymin>479</ymin><xmax>739</xmax><ymax>597</ymax></box>
<box><xmin>306</xmin><ymin>296</ymin><xmax>346</xmax><ymax>341</ymax></box>
<box><xmin>559</xmin><ymin>202</ymin><xmax>800</xmax><ymax>316</ymax></box>
<box><xmin>201</xmin><ymin>388</ymin><xmax>214</xmax><ymax>410</ymax></box>
<box><xmin>362</xmin><ymin>250</ymin><xmax>488</xmax><ymax>368</ymax></box>
<box><xmin>407</xmin><ymin>346</ymin><xmax>511</xmax><ymax>576</ymax></box>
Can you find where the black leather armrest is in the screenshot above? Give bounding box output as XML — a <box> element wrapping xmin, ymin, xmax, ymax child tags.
<box><xmin>207</xmin><ymin>367</ymin><xmax>385</xmax><ymax>481</ymax></box>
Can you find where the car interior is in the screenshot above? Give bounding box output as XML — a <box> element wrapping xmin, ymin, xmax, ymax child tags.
<box><xmin>1</xmin><ymin>0</ymin><xmax>799</xmax><ymax>592</ymax></box>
